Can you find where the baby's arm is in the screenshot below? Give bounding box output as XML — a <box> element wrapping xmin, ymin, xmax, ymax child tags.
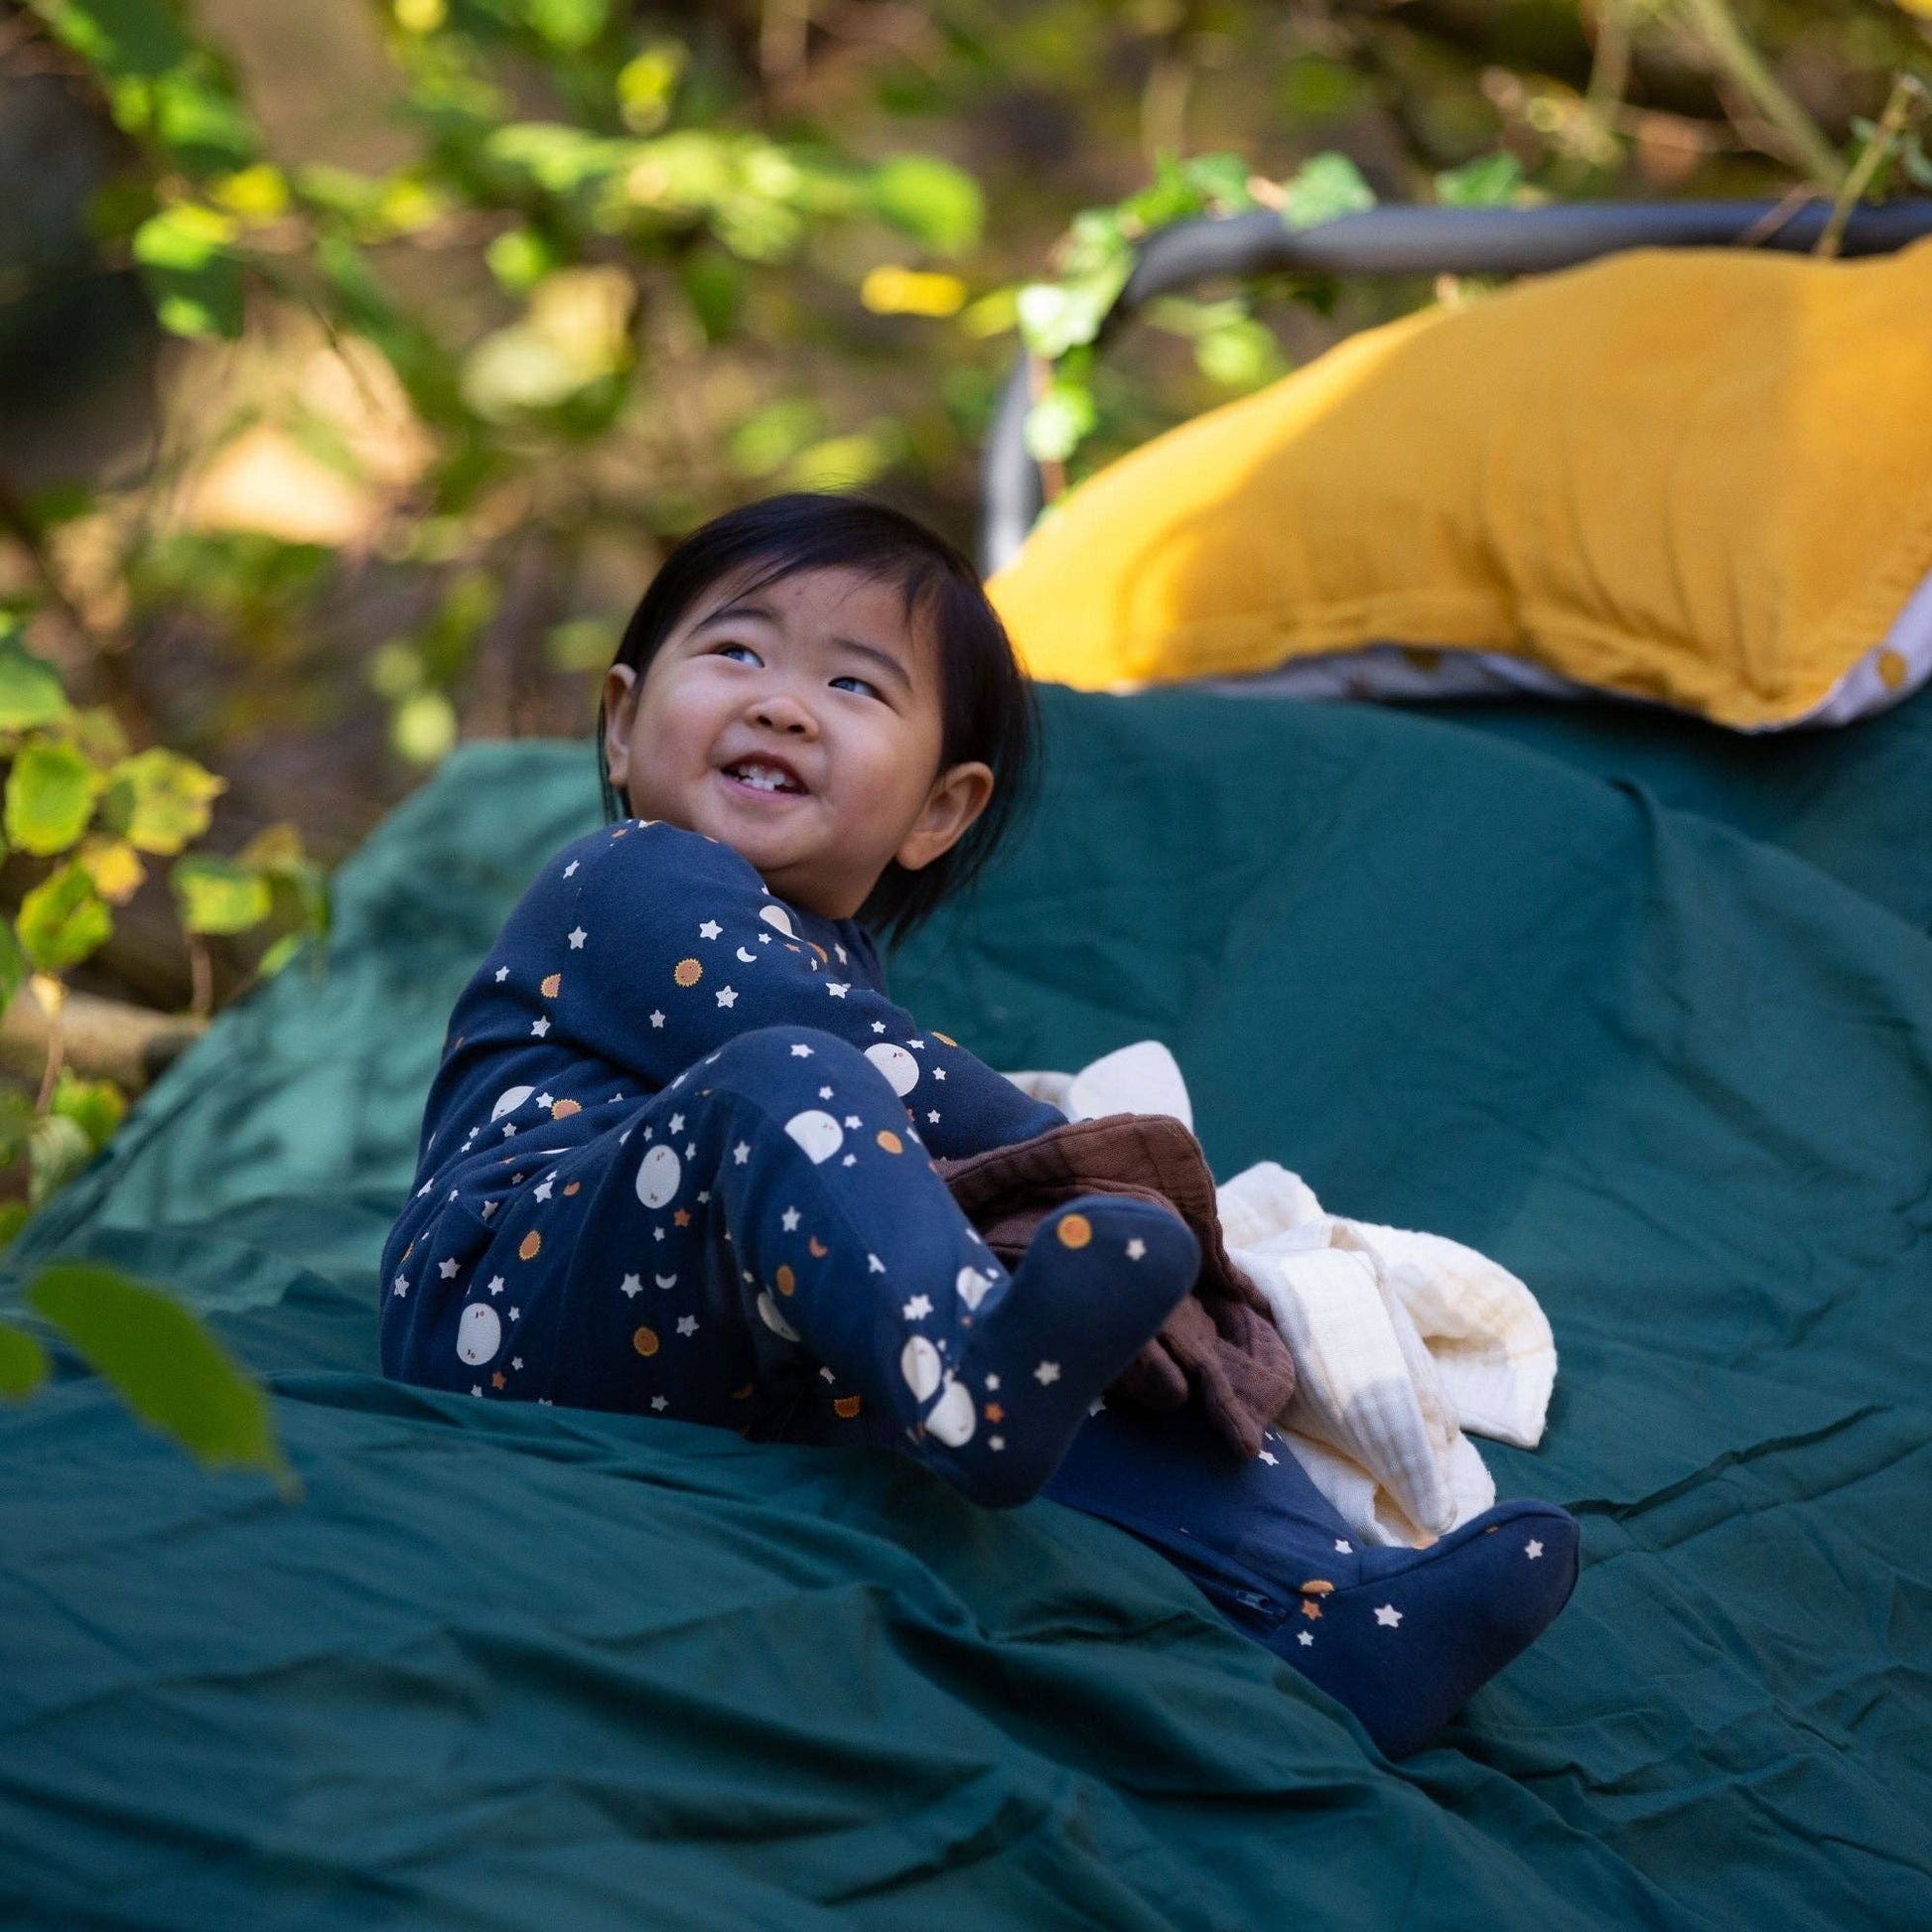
<box><xmin>502</xmin><ymin>820</ymin><xmax>1065</xmax><ymax>1160</ymax></box>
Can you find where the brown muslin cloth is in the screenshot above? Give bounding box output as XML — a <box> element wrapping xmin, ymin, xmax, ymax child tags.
<box><xmin>935</xmin><ymin>1113</ymin><xmax>1296</xmax><ymax>1460</ymax></box>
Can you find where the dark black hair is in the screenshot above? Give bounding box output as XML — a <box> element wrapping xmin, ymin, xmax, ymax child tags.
<box><xmin>596</xmin><ymin>491</ymin><xmax>1041</xmax><ymax>950</ymax></box>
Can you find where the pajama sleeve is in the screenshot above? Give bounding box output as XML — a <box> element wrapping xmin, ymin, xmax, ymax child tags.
<box><xmin>504</xmin><ymin>820</ymin><xmax>1066</xmax><ymax>1161</ymax></box>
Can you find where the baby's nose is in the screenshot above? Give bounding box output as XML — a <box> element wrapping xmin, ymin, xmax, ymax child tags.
<box><xmin>751</xmin><ymin>692</ymin><xmax>815</xmax><ymax>735</ymax></box>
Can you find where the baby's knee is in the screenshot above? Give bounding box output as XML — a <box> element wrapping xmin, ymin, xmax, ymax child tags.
<box><xmin>703</xmin><ymin>1025</ymin><xmax>898</xmax><ymax>1099</ymax></box>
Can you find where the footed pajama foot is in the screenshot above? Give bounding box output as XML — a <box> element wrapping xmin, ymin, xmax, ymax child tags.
<box><xmin>916</xmin><ymin>1195</ymin><xmax>1200</xmax><ymax>1509</ymax></box>
<box><xmin>1043</xmin><ymin>1405</ymin><xmax>1579</xmax><ymax>1756</ymax></box>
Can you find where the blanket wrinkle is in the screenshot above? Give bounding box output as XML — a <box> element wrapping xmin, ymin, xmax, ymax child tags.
<box><xmin>999</xmin><ymin>1042</ymin><xmax>1560</xmax><ymax>1547</ymax></box>
<box><xmin>936</xmin><ymin>1112</ymin><xmax>1296</xmax><ymax>1462</ymax></box>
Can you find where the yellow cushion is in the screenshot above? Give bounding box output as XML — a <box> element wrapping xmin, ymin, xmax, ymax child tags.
<box><xmin>988</xmin><ymin>239</ymin><xmax>1932</xmax><ymax>729</ymax></box>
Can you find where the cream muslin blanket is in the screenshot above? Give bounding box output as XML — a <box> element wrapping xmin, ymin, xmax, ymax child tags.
<box><xmin>1004</xmin><ymin>1042</ymin><xmax>1558</xmax><ymax>1548</ymax></box>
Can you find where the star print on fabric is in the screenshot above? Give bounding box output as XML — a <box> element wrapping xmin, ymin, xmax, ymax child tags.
<box><xmin>1374</xmin><ymin>1604</ymin><xmax>1403</xmax><ymax>1628</ymax></box>
<box><xmin>1126</xmin><ymin>1238</ymin><xmax>1147</xmax><ymax>1260</ymax></box>
<box><xmin>870</xmin><ymin>1021</ymin><xmax>886</xmax><ymax>1034</ymax></box>
<box><xmin>533</xmin><ymin>1180</ymin><xmax>554</xmax><ymax>1202</ymax></box>
<box><xmin>508</xmin><ymin>1308</ymin><xmax>520</xmax><ymax>1320</ymax></box>
<box><xmin>391</xmin><ymin>1275</ymin><xmax>408</xmax><ymax>1297</ymax></box>
<box><xmin>471</xmin><ymin>1385</ymin><xmax>483</xmax><ymax>1398</ymax></box>
<box><xmin>1258</xmin><ymin>1450</ymin><xmax>1279</xmax><ymax>1465</ymax></box>
<box><xmin>511</xmin><ymin>1357</ymin><xmax>522</xmax><ymax>1372</ymax></box>
<box><xmin>490</xmin><ymin>1372</ymin><xmax>506</xmax><ymax>1391</ymax></box>
<box><xmin>1034</xmin><ymin>1361</ymin><xmax>1061</xmax><ymax>1385</ymax></box>
<box><xmin>494</xmin><ymin>966</ymin><xmax>509</xmax><ymax>982</ymax></box>
<box><xmin>781</xmin><ymin>1207</ymin><xmax>800</xmax><ymax>1230</ymax></box>
<box><xmin>1088</xmin><ymin>1396</ymin><xmax>1106</xmax><ymax>1416</ymax></box>
<box><xmin>652</xmin><ymin>1227</ymin><xmax>664</xmax><ymax>1242</ymax></box>
<box><xmin>568</xmin><ymin>927</ymin><xmax>587</xmax><ymax>949</ymax></box>
<box><xmin>925</xmin><ymin>1110</ymin><xmax>940</xmax><ymax>1124</ymax></box>
<box><xmin>826</xmin><ymin>983</ymin><xmax>849</xmax><ymax>999</ymax></box>
<box><xmin>790</xmin><ymin>1043</ymin><xmax>814</xmax><ymax>1057</ymax></box>
<box><xmin>685</xmin><ymin>1143</ymin><xmax>696</xmax><ymax>1158</ymax></box>
<box><xmin>1525</xmin><ymin>1540</ymin><xmax>1544</xmax><ymax>1560</ymax></box>
<box><xmin>1298</xmin><ymin>1631</ymin><xmax>1314</xmax><ymax>1648</ymax></box>
<box><xmin>448</xmin><ymin>1187</ymin><xmax>460</xmax><ymax>1201</ymax></box>
<box><xmin>696</xmin><ymin>1190</ymin><xmax>710</xmax><ymax>1204</ymax></box>
<box><xmin>932</xmin><ymin>1068</ymin><xmax>946</xmax><ymax>1081</ymax></box>
<box><xmin>716</xmin><ymin>986</ymin><xmax>738</xmax><ymax>1008</ymax></box>
<box><xmin>531</xmin><ymin>1018</ymin><xmax>551</xmax><ymax>1038</ymax></box>
<box><xmin>902</xmin><ymin>1296</ymin><xmax>932</xmax><ymax>1319</ymax></box>
<box><xmin>676</xmin><ymin>1314</ymin><xmax>699</xmax><ymax>1336</ymax></box>
<box><xmin>841</xmin><ymin>1154</ymin><xmax>856</xmax><ymax>1167</ymax></box>
<box><xmin>843</xmin><ymin>1115</ymin><xmax>862</xmax><ymax>1129</ymax></box>
<box><xmin>535</xmin><ymin>1092</ymin><xmax>554</xmax><ymax>1109</ymax></box>
<box><xmin>417</xmin><ymin>1180</ymin><xmax>431</xmax><ymax>1197</ymax></box>
<box><xmin>984</xmin><ymin>1403</ymin><xmax>1004</xmax><ymax>1424</ymax></box>
<box><xmin>868</xmin><ymin>1254</ymin><xmax>887</xmax><ymax>1274</ymax></box>
<box><xmin>818</xmin><ymin>1085</ymin><xmax>833</xmax><ymax>1099</ymax></box>
<box><xmin>487</xmin><ymin>1276</ymin><xmax>505</xmax><ymax>1296</ymax></box>
<box><xmin>621</xmin><ymin>1274</ymin><xmax>642</xmax><ymax>1298</ymax></box>
<box><xmin>672</xmin><ymin>1209</ymin><xmax>691</xmax><ymax>1227</ymax></box>
<box><xmin>985</xmin><ymin>1375</ymin><xmax>1000</xmax><ymax>1390</ymax></box>
<box><xmin>563</xmin><ymin>860</ymin><xmax>579</xmax><ymax>877</ymax></box>
<box><xmin>1335</xmin><ymin>1540</ymin><xmax>1353</xmax><ymax>1555</ymax></box>
<box><xmin>649</xmin><ymin>1011</ymin><xmax>665</xmax><ymax>1028</ymax></box>
<box><xmin>698</xmin><ymin>920</ymin><xmax>722</xmax><ymax>940</ymax></box>
<box><xmin>988</xmin><ymin>1436</ymin><xmax>1005</xmax><ymax>1451</ymax></box>
<box><xmin>759</xmin><ymin>932</ymin><xmax>771</xmax><ymax>944</ymax></box>
<box><xmin>502</xmin><ymin>1123</ymin><xmax>517</xmax><ymax>1138</ymax></box>
<box><xmin>668</xmin><ymin>1113</ymin><xmax>685</xmax><ymax>1134</ymax></box>
<box><xmin>907</xmin><ymin>1039</ymin><xmax>924</xmax><ymax>1049</ymax></box>
<box><xmin>650</xmin><ymin>1396</ymin><xmax>668</xmax><ymax>1412</ymax></box>
<box><xmin>438</xmin><ymin>1258</ymin><xmax>459</xmax><ymax>1280</ymax></box>
<box><xmin>835</xmin><ymin>943</ymin><xmax>846</xmax><ymax>962</ymax></box>
<box><xmin>733</xmin><ymin>1142</ymin><xmax>750</xmax><ymax>1165</ymax></box>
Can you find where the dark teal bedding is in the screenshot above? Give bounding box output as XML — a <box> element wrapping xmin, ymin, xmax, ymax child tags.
<box><xmin>3</xmin><ymin>684</ymin><xmax>1928</xmax><ymax>1929</ymax></box>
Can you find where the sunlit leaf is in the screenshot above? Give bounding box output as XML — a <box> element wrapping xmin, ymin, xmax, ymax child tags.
<box><xmin>28</xmin><ymin>1112</ymin><xmax>96</xmax><ymax>1205</ymax></box>
<box><xmin>75</xmin><ymin>833</ymin><xmax>146</xmax><ymax>904</ymax></box>
<box><xmin>1281</xmin><ymin>152</ymin><xmax>1377</xmax><ymax>228</ymax></box>
<box><xmin>15</xmin><ymin>863</ymin><xmax>113</xmax><ymax>972</ymax></box>
<box><xmin>132</xmin><ymin>203</ymin><xmax>245</xmax><ymax>339</ymax></box>
<box><xmin>6</xmin><ymin>740</ymin><xmax>100</xmax><ymax>855</ymax></box>
<box><xmin>0</xmin><ymin>638</ymin><xmax>71</xmax><ymax>732</ymax></box>
<box><xmin>0</xmin><ymin>916</ymin><xmax>25</xmax><ymax>1015</ymax></box>
<box><xmin>27</xmin><ymin>1261</ymin><xmax>295</xmax><ymax>1490</ymax></box>
<box><xmin>101</xmin><ymin>746</ymin><xmax>226</xmax><ymax>855</ymax></box>
<box><xmin>52</xmin><ymin>1068</ymin><xmax>129</xmax><ymax>1153</ymax></box>
<box><xmin>860</xmin><ymin>266</ymin><xmax>967</xmax><ymax>317</ymax></box>
<box><xmin>170</xmin><ymin>855</ymin><xmax>273</xmax><ymax>935</ymax></box>
<box><xmin>868</xmin><ymin>153</ymin><xmax>983</xmax><ymax>255</ymax></box>
<box><xmin>0</xmin><ymin>1320</ymin><xmax>48</xmax><ymax>1400</ymax></box>
<box><xmin>524</xmin><ymin>0</ymin><xmax>607</xmax><ymax>53</ymax></box>
<box><xmin>32</xmin><ymin>0</ymin><xmax>191</xmax><ymax>77</ymax></box>
<box><xmin>390</xmin><ymin>689</ymin><xmax>458</xmax><ymax>764</ymax></box>
<box><xmin>617</xmin><ymin>41</ymin><xmax>686</xmax><ymax>134</ymax></box>
<box><xmin>1436</xmin><ymin>153</ymin><xmax>1525</xmax><ymax>207</ymax></box>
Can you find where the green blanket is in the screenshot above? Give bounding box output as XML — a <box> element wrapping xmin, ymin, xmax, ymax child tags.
<box><xmin>4</xmin><ymin>684</ymin><xmax>1928</xmax><ymax>1930</ymax></box>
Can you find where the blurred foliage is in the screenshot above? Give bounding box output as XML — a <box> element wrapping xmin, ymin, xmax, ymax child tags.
<box><xmin>0</xmin><ymin>0</ymin><xmax>1925</xmax><ymax>1245</ymax></box>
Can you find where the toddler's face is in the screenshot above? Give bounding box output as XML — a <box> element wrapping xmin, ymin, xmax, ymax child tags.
<box><xmin>604</xmin><ymin>565</ymin><xmax>993</xmax><ymax>920</ymax></box>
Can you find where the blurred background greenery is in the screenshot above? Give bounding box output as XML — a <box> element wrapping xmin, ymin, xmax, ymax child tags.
<box><xmin>1</xmin><ymin>0</ymin><xmax>1929</xmax><ymax>1231</ymax></box>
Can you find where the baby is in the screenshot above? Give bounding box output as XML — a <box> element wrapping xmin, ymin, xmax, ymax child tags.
<box><xmin>381</xmin><ymin>492</ymin><xmax>1579</xmax><ymax>1756</ymax></box>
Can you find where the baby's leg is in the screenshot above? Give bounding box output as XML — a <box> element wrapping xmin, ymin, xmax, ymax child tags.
<box><xmin>668</xmin><ymin>1025</ymin><xmax>1199</xmax><ymax>1506</ymax></box>
<box><xmin>1043</xmin><ymin>1404</ymin><xmax>1580</xmax><ymax>1757</ymax></box>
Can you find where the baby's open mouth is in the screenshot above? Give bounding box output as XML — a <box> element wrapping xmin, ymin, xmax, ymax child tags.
<box><xmin>721</xmin><ymin>759</ymin><xmax>807</xmax><ymax>796</ymax></box>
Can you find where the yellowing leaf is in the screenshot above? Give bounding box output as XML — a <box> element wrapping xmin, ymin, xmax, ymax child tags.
<box><xmin>76</xmin><ymin>834</ymin><xmax>147</xmax><ymax>904</ymax></box>
<box><xmin>170</xmin><ymin>855</ymin><xmax>272</xmax><ymax>935</ymax></box>
<box><xmin>860</xmin><ymin>266</ymin><xmax>968</xmax><ymax>318</ymax></box>
<box><xmin>5</xmin><ymin>739</ymin><xmax>101</xmax><ymax>855</ymax></box>
<box><xmin>102</xmin><ymin>747</ymin><xmax>225</xmax><ymax>855</ymax></box>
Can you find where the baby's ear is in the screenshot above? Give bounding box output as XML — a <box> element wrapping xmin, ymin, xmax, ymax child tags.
<box><xmin>897</xmin><ymin>760</ymin><xmax>994</xmax><ymax>873</ymax></box>
<box><xmin>602</xmin><ymin>664</ymin><xmax>638</xmax><ymax>784</ymax></box>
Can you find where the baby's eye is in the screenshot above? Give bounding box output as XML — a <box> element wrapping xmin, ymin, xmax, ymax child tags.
<box><xmin>830</xmin><ymin>674</ymin><xmax>883</xmax><ymax>699</ymax></box>
<box><xmin>714</xmin><ymin>641</ymin><xmax>761</xmax><ymax>665</ymax></box>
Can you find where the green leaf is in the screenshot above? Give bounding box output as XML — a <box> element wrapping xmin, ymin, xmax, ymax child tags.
<box><xmin>1436</xmin><ymin>153</ymin><xmax>1524</xmax><ymax>208</ymax></box>
<box><xmin>1023</xmin><ymin>371</ymin><xmax>1098</xmax><ymax>464</ymax></box>
<box><xmin>1282</xmin><ymin>152</ymin><xmax>1377</xmax><ymax>229</ymax></box>
<box><xmin>0</xmin><ymin>916</ymin><xmax>26</xmax><ymax>1015</ymax></box>
<box><xmin>0</xmin><ymin>638</ymin><xmax>72</xmax><ymax>731</ymax></box>
<box><xmin>100</xmin><ymin>746</ymin><xmax>225</xmax><ymax>855</ymax></box>
<box><xmin>1015</xmin><ymin>257</ymin><xmax>1132</xmax><ymax>359</ymax></box>
<box><xmin>0</xmin><ymin>1320</ymin><xmax>48</xmax><ymax>1400</ymax></box>
<box><xmin>26</xmin><ymin>1261</ymin><xmax>295</xmax><ymax>1490</ymax></box>
<box><xmin>5</xmin><ymin>739</ymin><xmax>101</xmax><ymax>855</ymax></box>
<box><xmin>1194</xmin><ymin>315</ymin><xmax>1284</xmax><ymax>389</ymax></box>
<box><xmin>15</xmin><ymin>863</ymin><xmax>113</xmax><ymax>972</ymax></box>
<box><xmin>868</xmin><ymin>154</ymin><xmax>983</xmax><ymax>256</ymax></box>
<box><xmin>132</xmin><ymin>204</ymin><xmax>245</xmax><ymax>339</ymax></box>
<box><xmin>32</xmin><ymin>0</ymin><xmax>191</xmax><ymax>77</ymax></box>
<box><xmin>52</xmin><ymin>1068</ymin><xmax>128</xmax><ymax>1154</ymax></box>
<box><xmin>523</xmin><ymin>0</ymin><xmax>608</xmax><ymax>53</ymax></box>
<box><xmin>0</xmin><ymin>1201</ymin><xmax>30</xmax><ymax>1254</ymax></box>
<box><xmin>28</xmin><ymin>1112</ymin><xmax>96</xmax><ymax>1206</ymax></box>
<box><xmin>170</xmin><ymin>855</ymin><xmax>273</xmax><ymax>935</ymax></box>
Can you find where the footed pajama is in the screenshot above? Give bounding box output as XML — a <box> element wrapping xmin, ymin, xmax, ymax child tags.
<box><xmin>380</xmin><ymin>819</ymin><xmax>1199</xmax><ymax>1505</ymax></box>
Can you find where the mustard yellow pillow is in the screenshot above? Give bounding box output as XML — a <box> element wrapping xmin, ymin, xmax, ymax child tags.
<box><xmin>988</xmin><ymin>239</ymin><xmax>1932</xmax><ymax>730</ymax></box>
